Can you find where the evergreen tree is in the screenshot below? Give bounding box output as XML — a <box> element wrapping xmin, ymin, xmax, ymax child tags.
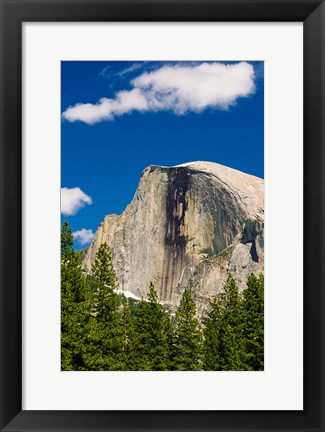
<box><xmin>171</xmin><ymin>284</ymin><xmax>203</xmax><ymax>371</ymax></box>
<box><xmin>218</xmin><ymin>274</ymin><xmax>243</xmax><ymax>370</ymax></box>
<box><xmin>132</xmin><ymin>283</ymin><xmax>171</xmax><ymax>371</ymax></box>
<box><xmin>61</xmin><ymin>220</ymin><xmax>88</xmax><ymax>370</ymax></box>
<box><xmin>61</xmin><ymin>220</ymin><xmax>73</xmax><ymax>256</ymax></box>
<box><xmin>240</xmin><ymin>273</ymin><xmax>264</xmax><ymax>370</ymax></box>
<box><xmin>118</xmin><ymin>297</ymin><xmax>137</xmax><ymax>370</ymax></box>
<box><xmin>202</xmin><ymin>297</ymin><xmax>222</xmax><ymax>370</ymax></box>
<box><xmin>90</xmin><ymin>244</ymin><xmax>119</xmax><ymax>324</ymax></box>
<box><xmin>83</xmin><ymin>243</ymin><xmax>122</xmax><ymax>371</ymax></box>
<box><xmin>92</xmin><ymin>243</ymin><xmax>118</xmax><ymax>292</ymax></box>
<box><xmin>203</xmin><ymin>274</ymin><xmax>244</xmax><ymax>371</ymax></box>
<box><xmin>83</xmin><ymin>243</ymin><xmax>123</xmax><ymax>370</ymax></box>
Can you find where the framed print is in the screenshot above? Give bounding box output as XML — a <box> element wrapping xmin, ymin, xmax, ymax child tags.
<box><xmin>0</xmin><ymin>0</ymin><xmax>324</xmax><ymax>431</ymax></box>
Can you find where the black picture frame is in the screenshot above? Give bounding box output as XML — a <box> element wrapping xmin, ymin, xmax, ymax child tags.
<box><xmin>0</xmin><ymin>0</ymin><xmax>324</xmax><ymax>431</ymax></box>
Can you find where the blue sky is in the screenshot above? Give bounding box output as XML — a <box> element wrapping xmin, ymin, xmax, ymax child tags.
<box><xmin>61</xmin><ymin>61</ymin><xmax>264</xmax><ymax>248</ymax></box>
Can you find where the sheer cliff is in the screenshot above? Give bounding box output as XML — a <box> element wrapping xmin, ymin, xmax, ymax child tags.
<box><xmin>83</xmin><ymin>162</ymin><xmax>264</xmax><ymax>311</ymax></box>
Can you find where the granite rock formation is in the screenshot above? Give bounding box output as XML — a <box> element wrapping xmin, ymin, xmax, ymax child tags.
<box><xmin>83</xmin><ymin>161</ymin><xmax>264</xmax><ymax>312</ymax></box>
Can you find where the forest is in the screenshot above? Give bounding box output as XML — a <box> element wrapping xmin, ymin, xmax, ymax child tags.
<box><xmin>61</xmin><ymin>221</ymin><xmax>264</xmax><ymax>371</ymax></box>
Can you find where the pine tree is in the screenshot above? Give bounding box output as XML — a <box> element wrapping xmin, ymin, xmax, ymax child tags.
<box><xmin>132</xmin><ymin>283</ymin><xmax>171</xmax><ymax>371</ymax></box>
<box><xmin>61</xmin><ymin>220</ymin><xmax>88</xmax><ymax>370</ymax></box>
<box><xmin>202</xmin><ymin>297</ymin><xmax>222</xmax><ymax>370</ymax></box>
<box><xmin>90</xmin><ymin>244</ymin><xmax>120</xmax><ymax>326</ymax></box>
<box><xmin>61</xmin><ymin>220</ymin><xmax>73</xmax><ymax>256</ymax></box>
<box><xmin>118</xmin><ymin>297</ymin><xmax>137</xmax><ymax>370</ymax></box>
<box><xmin>92</xmin><ymin>243</ymin><xmax>118</xmax><ymax>292</ymax></box>
<box><xmin>171</xmin><ymin>283</ymin><xmax>203</xmax><ymax>371</ymax></box>
<box><xmin>83</xmin><ymin>243</ymin><xmax>123</xmax><ymax>370</ymax></box>
<box><xmin>218</xmin><ymin>274</ymin><xmax>243</xmax><ymax>370</ymax></box>
<box><xmin>203</xmin><ymin>274</ymin><xmax>244</xmax><ymax>371</ymax></box>
<box><xmin>240</xmin><ymin>273</ymin><xmax>264</xmax><ymax>370</ymax></box>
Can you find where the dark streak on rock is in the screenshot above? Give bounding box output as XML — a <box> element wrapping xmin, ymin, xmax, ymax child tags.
<box><xmin>242</xmin><ymin>220</ymin><xmax>263</xmax><ymax>263</ymax></box>
<box><xmin>249</xmin><ymin>241</ymin><xmax>259</xmax><ymax>263</ymax></box>
<box><xmin>165</xmin><ymin>168</ymin><xmax>189</xmax><ymax>247</ymax></box>
<box><xmin>161</xmin><ymin>168</ymin><xmax>190</xmax><ymax>300</ymax></box>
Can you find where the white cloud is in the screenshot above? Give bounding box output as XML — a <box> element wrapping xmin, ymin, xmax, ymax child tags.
<box><xmin>62</xmin><ymin>89</ymin><xmax>148</xmax><ymax>124</ymax></box>
<box><xmin>73</xmin><ymin>228</ymin><xmax>95</xmax><ymax>246</ymax></box>
<box><xmin>117</xmin><ymin>62</ymin><xmax>143</xmax><ymax>77</ymax></box>
<box><xmin>114</xmin><ymin>88</ymin><xmax>148</xmax><ymax>115</ymax></box>
<box><xmin>98</xmin><ymin>65</ymin><xmax>112</xmax><ymax>79</ymax></box>
<box><xmin>62</xmin><ymin>62</ymin><xmax>255</xmax><ymax>124</ymax></box>
<box><xmin>133</xmin><ymin>62</ymin><xmax>255</xmax><ymax>113</ymax></box>
<box><xmin>61</xmin><ymin>187</ymin><xmax>92</xmax><ymax>216</ymax></box>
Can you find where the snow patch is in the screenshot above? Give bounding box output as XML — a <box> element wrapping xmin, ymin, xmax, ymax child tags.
<box><xmin>115</xmin><ymin>289</ymin><xmax>140</xmax><ymax>301</ymax></box>
<box><xmin>174</xmin><ymin>161</ymin><xmax>199</xmax><ymax>167</ymax></box>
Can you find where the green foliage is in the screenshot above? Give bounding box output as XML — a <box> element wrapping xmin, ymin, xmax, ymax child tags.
<box><xmin>203</xmin><ymin>274</ymin><xmax>243</xmax><ymax>370</ymax></box>
<box><xmin>61</xmin><ymin>223</ymin><xmax>264</xmax><ymax>372</ymax></box>
<box><xmin>216</xmin><ymin>274</ymin><xmax>243</xmax><ymax>370</ymax></box>
<box><xmin>132</xmin><ymin>282</ymin><xmax>171</xmax><ymax>371</ymax></box>
<box><xmin>83</xmin><ymin>243</ymin><xmax>123</xmax><ymax>370</ymax></box>
<box><xmin>171</xmin><ymin>283</ymin><xmax>203</xmax><ymax>370</ymax></box>
<box><xmin>118</xmin><ymin>298</ymin><xmax>137</xmax><ymax>370</ymax></box>
<box><xmin>127</xmin><ymin>297</ymin><xmax>140</xmax><ymax>316</ymax></box>
<box><xmin>76</xmin><ymin>247</ymin><xmax>89</xmax><ymax>263</ymax></box>
<box><xmin>89</xmin><ymin>243</ymin><xmax>120</xmax><ymax>328</ymax></box>
<box><xmin>203</xmin><ymin>273</ymin><xmax>264</xmax><ymax>371</ymax></box>
<box><xmin>240</xmin><ymin>273</ymin><xmax>264</xmax><ymax>370</ymax></box>
<box><xmin>61</xmin><ymin>220</ymin><xmax>74</xmax><ymax>257</ymax></box>
<box><xmin>61</xmin><ymin>221</ymin><xmax>88</xmax><ymax>370</ymax></box>
<box><xmin>91</xmin><ymin>243</ymin><xmax>118</xmax><ymax>292</ymax></box>
<box><xmin>202</xmin><ymin>297</ymin><xmax>222</xmax><ymax>370</ymax></box>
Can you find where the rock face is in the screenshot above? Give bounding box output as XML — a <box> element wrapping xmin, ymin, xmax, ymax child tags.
<box><xmin>83</xmin><ymin>161</ymin><xmax>264</xmax><ymax>312</ymax></box>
